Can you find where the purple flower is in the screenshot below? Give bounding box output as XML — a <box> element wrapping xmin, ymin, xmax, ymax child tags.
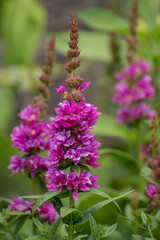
<box><xmin>77</xmin><ymin>82</ymin><xmax>91</xmax><ymax>91</ymax></box>
<box><xmin>46</xmin><ymin>168</ymin><xmax>67</xmax><ymax>192</ymax></box>
<box><xmin>38</xmin><ymin>202</ymin><xmax>59</xmax><ymax>224</ymax></box>
<box><xmin>8</xmin><ymin>156</ymin><xmax>25</xmax><ymax>176</ymax></box>
<box><xmin>25</xmin><ymin>155</ymin><xmax>50</xmax><ymax>178</ymax></box>
<box><xmin>113</xmin><ymin>59</ymin><xmax>156</xmax><ymax>124</ymax></box>
<box><xmin>146</xmin><ymin>184</ymin><xmax>157</xmax><ymax>198</ymax></box>
<box><xmin>18</xmin><ymin>105</ymin><xmax>40</xmax><ymax>122</ymax></box>
<box><xmin>66</xmin><ymin>170</ymin><xmax>100</xmax><ymax>201</ymax></box>
<box><xmin>11</xmin><ymin>121</ymin><xmax>49</xmax><ymax>154</ymax></box>
<box><xmin>56</xmin><ymin>83</ymin><xmax>65</xmax><ymax>94</ymax></box>
<box><xmin>9</xmin><ymin>197</ymin><xmax>34</xmax><ymax>213</ymax></box>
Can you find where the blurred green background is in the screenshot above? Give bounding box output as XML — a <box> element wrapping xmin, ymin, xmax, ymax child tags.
<box><xmin>0</xmin><ymin>0</ymin><xmax>160</xmax><ymax>238</ymax></box>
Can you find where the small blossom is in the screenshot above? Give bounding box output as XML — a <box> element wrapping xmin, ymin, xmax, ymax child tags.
<box><xmin>146</xmin><ymin>184</ymin><xmax>157</xmax><ymax>198</ymax></box>
<box><xmin>9</xmin><ymin>197</ymin><xmax>34</xmax><ymax>213</ymax></box>
<box><xmin>66</xmin><ymin>170</ymin><xmax>100</xmax><ymax>202</ymax></box>
<box><xmin>8</xmin><ymin>156</ymin><xmax>25</xmax><ymax>176</ymax></box>
<box><xmin>37</xmin><ymin>202</ymin><xmax>59</xmax><ymax>224</ymax></box>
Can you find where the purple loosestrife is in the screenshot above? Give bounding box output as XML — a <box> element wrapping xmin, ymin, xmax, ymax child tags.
<box><xmin>112</xmin><ymin>0</ymin><xmax>156</xmax><ymax>125</ymax></box>
<box><xmin>145</xmin><ymin>116</ymin><xmax>160</xmax><ymax>213</ymax></box>
<box><xmin>46</xmin><ymin>14</ymin><xmax>100</xmax><ymax>202</ymax></box>
<box><xmin>8</xmin><ymin>36</ymin><xmax>55</xmax><ymax>178</ymax></box>
<box><xmin>9</xmin><ymin>197</ymin><xmax>59</xmax><ymax>224</ymax></box>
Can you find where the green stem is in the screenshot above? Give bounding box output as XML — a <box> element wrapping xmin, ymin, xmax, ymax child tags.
<box><xmin>148</xmin><ymin>224</ymin><xmax>154</xmax><ymax>240</ymax></box>
<box><xmin>32</xmin><ymin>177</ymin><xmax>37</xmax><ymax>235</ymax></box>
<box><xmin>7</xmin><ymin>224</ymin><xmax>17</xmax><ymax>240</ymax></box>
<box><xmin>69</xmin><ymin>190</ymin><xmax>75</xmax><ymax>240</ymax></box>
<box><xmin>136</xmin><ymin>124</ymin><xmax>144</xmax><ymax>194</ymax></box>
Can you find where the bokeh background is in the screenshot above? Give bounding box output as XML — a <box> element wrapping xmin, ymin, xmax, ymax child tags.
<box><xmin>0</xmin><ymin>1</ymin><xmax>160</xmax><ymax>234</ymax></box>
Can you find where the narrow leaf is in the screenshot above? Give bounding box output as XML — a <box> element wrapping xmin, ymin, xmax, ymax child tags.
<box><xmin>25</xmin><ymin>235</ymin><xmax>47</xmax><ymax>240</ymax></box>
<box><xmin>50</xmin><ymin>217</ymin><xmax>61</xmax><ymax>237</ymax></box>
<box><xmin>89</xmin><ymin>214</ymin><xmax>99</xmax><ymax>240</ymax></box>
<box><xmin>61</xmin><ymin>207</ymin><xmax>82</xmax><ymax>225</ymax></box>
<box><xmin>78</xmin><ymin>190</ymin><xmax>134</xmax><ymax>224</ymax></box>
<box><xmin>32</xmin><ymin>190</ymin><xmax>59</xmax><ymax>215</ymax></box>
<box><xmin>103</xmin><ymin>223</ymin><xmax>117</xmax><ymax>237</ymax></box>
<box><xmin>0</xmin><ymin>213</ymin><xmax>7</xmax><ymax>226</ymax></box>
<box><xmin>141</xmin><ymin>211</ymin><xmax>147</xmax><ymax>225</ymax></box>
<box><xmin>90</xmin><ymin>188</ymin><xmax>121</xmax><ymax>212</ymax></box>
<box><xmin>32</xmin><ymin>217</ymin><xmax>45</xmax><ymax>232</ymax></box>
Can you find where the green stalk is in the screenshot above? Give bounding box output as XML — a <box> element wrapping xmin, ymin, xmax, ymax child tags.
<box><xmin>148</xmin><ymin>225</ymin><xmax>154</xmax><ymax>240</ymax></box>
<box><xmin>69</xmin><ymin>190</ymin><xmax>75</xmax><ymax>240</ymax></box>
<box><xmin>32</xmin><ymin>177</ymin><xmax>37</xmax><ymax>235</ymax></box>
<box><xmin>136</xmin><ymin>124</ymin><xmax>144</xmax><ymax>194</ymax></box>
<box><xmin>7</xmin><ymin>224</ymin><xmax>17</xmax><ymax>240</ymax></box>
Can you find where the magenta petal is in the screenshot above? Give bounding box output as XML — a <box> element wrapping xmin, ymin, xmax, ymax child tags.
<box><xmin>78</xmin><ymin>82</ymin><xmax>91</xmax><ymax>91</ymax></box>
<box><xmin>56</xmin><ymin>83</ymin><xmax>65</xmax><ymax>94</ymax></box>
<box><xmin>73</xmin><ymin>190</ymin><xmax>79</xmax><ymax>202</ymax></box>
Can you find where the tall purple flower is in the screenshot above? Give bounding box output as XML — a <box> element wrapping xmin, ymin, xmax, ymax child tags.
<box><xmin>8</xmin><ymin>36</ymin><xmax>55</xmax><ymax>178</ymax></box>
<box><xmin>46</xmin><ymin>14</ymin><xmax>101</xmax><ymax>201</ymax></box>
<box><xmin>112</xmin><ymin>0</ymin><xmax>156</xmax><ymax>125</ymax></box>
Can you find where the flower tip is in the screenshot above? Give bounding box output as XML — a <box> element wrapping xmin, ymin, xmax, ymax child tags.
<box><xmin>49</xmin><ymin>35</ymin><xmax>55</xmax><ymax>51</ymax></box>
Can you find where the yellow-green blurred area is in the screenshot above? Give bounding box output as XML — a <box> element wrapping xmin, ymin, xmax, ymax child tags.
<box><xmin>0</xmin><ymin>0</ymin><xmax>160</xmax><ymax>238</ymax></box>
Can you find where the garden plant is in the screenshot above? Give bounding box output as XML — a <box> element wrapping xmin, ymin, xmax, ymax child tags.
<box><xmin>1</xmin><ymin>0</ymin><xmax>160</xmax><ymax>239</ymax></box>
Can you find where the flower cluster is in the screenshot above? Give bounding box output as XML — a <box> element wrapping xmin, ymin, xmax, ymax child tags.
<box><xmin>9</xmin><ymin>197</ymin><xmax>58</xmax><ymax>224</ymax></box>
<box><xmin>8</xmin><ymin>105</ymin><xmax>50</xmax><ymax>178</ymax></box>
<box><xmin>144</xmin><ymin>116</ymin><xmax>160</xmax><ymax>213</ymax></box>
<box><xmin>8</xmin><ymin>36</ymin><xmax>55</xmax><ymax>178</ymax></box>
<box><xmin>46</xmin><ymin>169</ymin><xmax>99</xmax><ymax>201</ymax></box>
<box><xmin>112</xmin><ymin>0</ymin><xmax>156</xmax><ymax>125</ymax></box>
<box><xmin>112</xmin><ymin>59</ymin><xmax>156</xmax><ymax>124</ymax></box>
<box><xmin>46</xmin><ymin>14</ymin><xmax>101</xmax><ymax>202</ymax></box>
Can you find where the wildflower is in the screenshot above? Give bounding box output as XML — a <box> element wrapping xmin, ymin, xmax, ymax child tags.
<box><xmin>46</xmin><ymin>14</ymin><xmax>100</xmax><ymax>202</ymax></box>
<box><xmin>9</xmin><ymin>197</ymin><xmax>34</xmax><ymax>213</ymax></box>
<box><xmin>146</xmin><ymin>184</ymin><xmax>157</xmax><ymax>199</ymax></box>
<box><xmin>37</xmin><ymin>202</ymin><xmax>59</xmax><ymax>224</ymax></box>
<box><xmin>112</xmin><ymin>0</ymin><xmax>156</xmax><ymax>125</ymax></box>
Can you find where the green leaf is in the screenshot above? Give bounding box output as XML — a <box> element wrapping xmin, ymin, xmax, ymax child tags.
<box><xmin>89</xmin><ymin>214</ymin><xmax>100</xmax><ymax>240</ymax></box>
<box><xmin>78</xmin><ymin>8</ymin><xmax>128</xmax><ymax>32</ymax></box>
<box><xmin>78</xmin><ymin>190</ymin><xmax>134</xmax><ymax>224</ymax></box>
<box><xmin>141</xmin><ymin>172</ymin><xmax>157</xmax><ymax>186</ymax></box>
<box><xmin>32</xmin><ymin>190</ymin><xmax>60</xmax><ymax>215</ymax></box>
<box><xmin>0</xmin><ymin>213</ymin><xmax>7</xmax><ymax>226</ymax></box>
<box><xmin>50</xmin><ymin>217</ymin><xmax>61</xmax><ymax>237</ymax></box>
<box><xmin>0</xmin><ymin>198</ymin><xmax>10</xmax><ymax>203</ymax></box>
<box><xmin>139</xmin><ymin>0</ymin><xmax>157</xmax><ymax>30</ymax></box>
<box><xmin>32</xmin><ymin>217</ymin><xmax>45</xmax><ymax>232</ymax></box>
<box><xmin>99</xmin><ymin>148</ymin><xmax>137</xmax><ymax>168</ymax></box>
<box><xmin>55</xmin><ymin>30</ymin><xmax>111</xmax><ymax>62</ymax></box>
<box><xmin>60</xmin><ymin>207</ymin><xmax>82</xmax><ymax>225</ymax></box>
<box><xmin>9</xmin><ymin>211</ymin><xmax>29</xmax><ymax>216</ymax></box>
<box><xmin>103</xmin><ymin>223</ymin><xmax>117</xmax><ymax>237</ymax></box>
<box><xmin>141</xmin><ymin>211</ymin><xmax>147</xmax><ymax>225</ymax></box>
<box><xmin>25</xmin><ymin>235</ymin><xmax>48</xmax><ymax>240</ymax></box>
<box><xmin>51</xmin><ymin>197</ymin><xmax>63</xmax><ymax>214</ymax></box>
<box><xmin>22</xmin><ymin>195</ymin><xmax>42</xmax><ymax>199</ymax></box>
<box><xmin>14</xmin><ymin>215</ymin><xmax>28</xmax><ymax>233</ymax></box>
<box><xmin>90</xmin><ymin>188</ymin><xmax>121</xmax><ymax>213</ymax></box>
<box><xmin>72</xmin><ymin>165</ymin><xmax>81</xmax><ymax>177</ymax></box>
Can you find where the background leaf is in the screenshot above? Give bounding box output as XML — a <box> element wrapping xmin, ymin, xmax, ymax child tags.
<box><xmin>77</xmin><ymin>8</ymin><xmax>128</xmax><ymax>32</ymax></box>
<box><xmin>55</xmin><ymin>30</ymin><xmax>111</xmax><ymax>62</ymax></box>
